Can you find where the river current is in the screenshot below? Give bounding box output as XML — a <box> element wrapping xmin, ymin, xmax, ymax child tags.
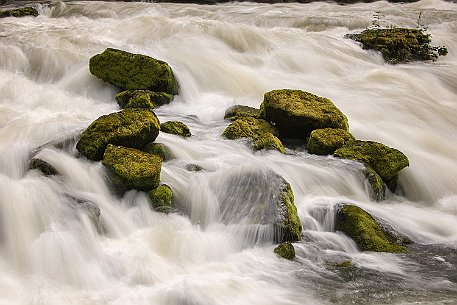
<box><xmin>1</xmin><ymin>0</ymin><xmax>457</xmax><ymax>304</ymax></box>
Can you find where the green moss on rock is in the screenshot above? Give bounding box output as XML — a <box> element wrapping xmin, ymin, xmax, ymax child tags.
<box><xmin>160</xmin><ymin>121</ymin><xmax>191</xmax><ymax>138</ymax></box>
<box><xmin>336</xmin><ymin>205</ymin><xmax>406</xmax><ymax>252</ymax></box>
<box><xmin>274</xmin><ymin>242</ymin><xmax>295</xmax><ymax>260</ymax></box>
<box><xmin>260</xmin><ymin>89</ymin><xmax>349</xmax><ymax>139</ymax></box>
<box><xmin>346</xmin><ymin>28</ymin><xmax>447</xmax><ymax>64</ymax></box>
<box><xmin>363</xmin><ymin>166</ymin><xmax>385</xmax><ymax>201</ymax></box>
<box><xmin>89</xmin><ymin>48</ymin><xmax>179</xmax><ymax>94</ymax></box>
<box><xmin>280</xmin><ymin>182</ymin><xmax>302</xmax><ymax>242</ymax></box>
<box><xmin>76</xmin><ymin>109</ymin><xmax>160</xmax><ymax>161</ymax></box>
<box><xmin>147</xmin><ymin>184</ymin><xmax>173</xmax><ymax>213</ymax></box>
<box><xmin>102</xmin><ymin>144</ymin><xmax>162</xmax><ymax>191</ymax></box>
<box><xmin>307</xmin><ymin>128</ymin><xmax>354</xmax><ymax>155</ymax></box>
<box><xmin>116</xmin><ymin>90</ymin><xmax>174</xmax><ymax>109</ymax></box>
<box><xmin>335</xmin><ymin>260</ymin><xmax>353</xmax><ymax>268</ymax></box>
<box><xmin>0</xmin><ymin>7</ymin><xmax>38</xmax><ymax>18</ymax></box>
<box><xmin>222</xmin><ymin>116</ymin><xmax>279</xmax><ymax>141</ymax></box>
<box><xmin>224</xmin><ymin>105</ymin><xmax>261</xmax><ymax>121</ymax></box>
<box><xmin>254</xmin><ymin>132</ymin><xmax>285</xmax><ymax>153</ymax></box>
<box><xmin>334</xmin><ymin>140</ymin><xmax>409</xmax><ymax>190</ymax></box>
<box><xmin>30</xmin><ymin>158</ymin><xmax>58</xmax><ymax>176</ymax></box>
<box><xmin>142</xmin><ymin>142</ymin><xmax>175</xmax><ymax>161</ymax></box>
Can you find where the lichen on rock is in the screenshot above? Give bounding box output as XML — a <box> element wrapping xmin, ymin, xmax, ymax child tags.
<box><xmin>76</xmin><ymin>108</ymin><xmax>160</xmax><ymax>161</ymax></box>
<box><xmin>307</xmin><ymin>128</ymin><xmax>354</xmax><ymax>155</ymax></box>
<box><xmin>116</xmin><ymin>90</ymin><xmax>174</xmax><ymax>109</ymax></box>
<box><xmin>254</xmin><ymin>132</ymin><xmax>285</xmax><ymax>153</ymax></box>
<box><xmin>274</xmin><ymin>242</ymin><xmax>295</xmax><ymax>260</ymax></box>
<box><xmin>0</xmin><ymin>7</ymin><xmax>38</xmax><ymax>18</ymax></box>
<box><xmin>222</xmin><ymin>116</ymin><xmax>278</xmax><ymax>141</ymax></box>
<box><xmin>147</xmin><ymin>184</ymin><xmax>173</xmax><ymax>213</ymax></box>
<box><xmin>160</xmin><ymin>121</ymin><xmax>191</xmax><ymax>138</ymax></box>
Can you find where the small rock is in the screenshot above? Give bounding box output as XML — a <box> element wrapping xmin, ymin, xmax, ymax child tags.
<box><xmin>0</xmin><ymin>7</ymin><xmax>38</xmax><ymax>18</ymax></box>
<box><xmin>274</xmin><ymin>242</ymin><xmax>295</xmax><ymax>260</ymax></box>
<box><xmin>142</xmin><ymin>142</ymin><xmax>175</xmax><ymax>161</ymax></box>
<box><xmin>307</xmin><ymin>128</ymin><xmax>354</xmax><ymax>155</ymax></box>
<box><xmin>147</xmin><ymin>184</ymin><xmax>173</xmax><ymax>213</ymax></box>
<box><xmin>222</xmin><ymin>116</ymin><xmax>278</xmax><ymax>141</ymax></box>
<box><xmin>224</xmin><ymin>105</ymin><xmax>260</xmax><ymax>121</ymax></box>
<box><xmin>30</xmin><ymin>158</ymin><xmax>58</xmax><ymax>176</ymax></box>
<box><xmin>160</xmin><ymin>121</ymin><xmax>191</xmax><ymax>138</ymax></box>
<box><xmin>254</xmin><ymin>132</ymin><xmax>285</xmax><ymax>153</ymax></box>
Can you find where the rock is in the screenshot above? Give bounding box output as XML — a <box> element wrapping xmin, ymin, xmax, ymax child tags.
<box><xmin>147</xmin><ymin>184</ymin><xmax>173</xmax><ymax>213</ymax></box>
<box><xmin>260</xmin><ymin>89</ymin><xmax>349</xmax><ymax>139</ymax></box>
<box><xmin>185</xmin><ymin>164</ymin><xmax>204</xmax><ymax>172</ymax></box>
<box><xmin>254</xmin><ymin>132</ymin><xmax>285</xmax><ymax>153</ymax></box>
<box><xmin>335</xmin><ymin>260</ymin><xmax>352</xmax><ymax>268</ymax></box>
<box><xmin>346</xmin><ymin>28</ymin><xmax>448</xmax><ymax>64</ymax></box>
<box><xmin>30</xmin><ymin>158</ymin><xmax>58</xmax><ymax>176</ymax></box>
<box><xmin>102</xmin><ymin>144</ymin><xmax>162</xmax><ymax>192</ymax></box>
<box><xmin>363</xmin><ymin>166</ymin><xmax>386</xmax><ymax>201</ymax></box>
<box><xmin>222</xmin><ymin>116</ymin><xmax>278</xmax><ymax>141</ymax></box>
<box><xmin>274</xmin><ymin>242</ymin><xmax>295</xmax><ymax>260</ymax></box>
<box><xmin>307</xmin><ymin>128</ymin><xmax>354</xmax><ymax>155</ymax></box>
<box><xmin>334</xmin><ymin>140</ymin><xmax>409</xmax><ymax>191</ymax></box>
<box><xmin>76</xmin><ymin>109</ymin><xmax>160</xmax><ymax>161</ymax></box>
<box><xmin>336</xmin><ymin>204</ymin><xmax>406</xmax><ymax>252</ymax></box>
<box><xmin>142</xmin><ymin>142</ymin><xmax>175</xmax><ymax>161</ymax></box>
<box><xmin>160</xmin><ymin>121</ymin><xmax>191</xmax><ymax>138</ymax></box>
<box><xmin>0</xmin><ymin>7</ymin><xmax>38</xmax><ymax>18</ymax></box>
<box><xmin>224</xmin><ymin>105</ymin><xmax>260</xmax><ymax>121</ymax></box>
<box><xmin>65</xmin><ymin>194</ymin><xmax>103</xmax><ymax>233</ymax></box>
<box><xmin>89</xmin><ymin>48</ymin><xmax>179</xmax><ymax>94</ymax></box>
<box><xmin>115</xmin><ymin>90</ymin><xmax>174</xmax><ymax>109</ymax></box>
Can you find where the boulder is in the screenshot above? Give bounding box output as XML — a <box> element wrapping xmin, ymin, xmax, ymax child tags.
<box><xmin>254</xmin><ymin>132</ymin><xmax>285</xmax><ymax>153</ymax></box>
<box><xmin>89</xmin><ymin>48</ymin><xmax>179</xmax><ymax>94</ymax></box>
<box><xmin>260</xmin><ymin>89</ymin><xmax>349</xmax><ymax>139</ymax></box>
<box><xmin>307</xmin><ymin>128</ymin><xmax>354</xmax><ymax>155</ymax></box>
<box><xmin>336</xmin><ymin>204</ymin><xmax>407</xmax><ymax>252</ymax></box>
<box><xmin>142</xmin><ymin>142</ymin><xmax>175</xmax><ymax>161</ymax></box>
<box><xmin>224</xmin><ymin>105</ymin><xmax>260</xmax><ymax>121</ymax></box>
<box><xmin>30</xmin><ymin>158</ymin><xmax>58</xmax><ymax>176</ymax></box>
<box><xmin>102</xmin><ymin>144</ymin><xmax>162</xmax><ymax>191</ymax></box>
<box><xmin>0</xmin><ymin>7</ymin><xmax>38</xmax><ymax>18</ymax></box>
<box><xmin>147</xmin><ymin>184</ymin><xmax>173</xmax><ymax>213</ymax></box>
<box><xmin>334</xmin><ymin>140</ymin><xmax>409</xmax><ymax>191</ymax></box>
<box><xmin>222</xmin><ymin>116</ymin><xmax>278</xmax><ymax>141</ymax></box>
<box><xmin>160</xmin><ymin>121</ymin><xmax>191</xmax><ymax>138</ymax></box>
<box><xmin>76</xmin><ymin>109</ymin><xmax>160</xmax><ymax>161</ymax></box>
<box><xmin>115</xmin><ymin>90</ymin><xmax>174</xmax><ymax>109</ymax></box>
<box><xmin>346</xmin><ymin>28</ymin><xmax>447</xmax><ymax>64</ymax></box>
<box><xmin>274</xmin><ymin>242</ymin><xmax>295</xmax><ymax>260</ymax></box>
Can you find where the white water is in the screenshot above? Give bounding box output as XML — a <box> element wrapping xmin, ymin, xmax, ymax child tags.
<box><xmin>1</xmin><ymin>0</ymin><xmax>457</xmax><ymax>304</ymax></box>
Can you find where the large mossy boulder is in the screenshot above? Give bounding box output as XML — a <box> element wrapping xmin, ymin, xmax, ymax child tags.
<box><xmin>307</xmin><ymin>128</ymin><xmax>354</xmax><ymax>155</ymax></box>
<box><xmin>147</xmin><ymin>184</ymin><xmax>173</xmax><ymax>213</ymax></box>
<box><xmin>254</xmin><ymin>132</ymin><xmax>285</xmax><ymax>153</ymax></box>
<box><xmin>142</xmin><ymin>142</ymin><xmax>175</xmax><ymax>161</ymax></box>
<box><xmin>216</xmin><ymin>167</ymin><xmax>302</xmax><ymax>243</ymax></box>
<box><xmin>274</xmin><ymin>242</ymin><xmax>295</xmax><ymax>260</ymax></box>
<box><xmin>222</xmin><ymin>116</ymin><xmax>278</xmax><ymax>141</ymax></box>
<box><xmin>116</xmin><ymin>90</ymin><xmax>174</xmax><ymax>109</ymax></box>
<box><xmin>260</xmin><ymin>89</ymin><xmax>349</xmax><ymax>139</ymax></box>
<box><xmin>102</xmin><ymin>144</ymin><xmax>162</xmax><ymax>191</ymax></box>
<box><xmin>336</xmin><ymin>204</ymin><xmax>407</xmax><ymax>252</ymax></box>
<box><xmin>334</xmin><ymin>140</ymin><xmax>409</xmax><ymax>191</ymax></box>
<box><xmin>76</xmin><ymin>109</ymin><xmax>160</xmax><ymax>161</ymax></box>
<box><xmin>89</xmin><ymin>48</ymin><xmax>179</xmax><ymax>94</ymax></box>
<box><xmin>0</xmin><ymin>7</ymin><xmax>38</xmax><ymax>18</ymax></box>
<box><xmin>224</xmin><ymin>105</ymin><xmax>260</xmax><ymax>121</ymax></box>
<box><xmin>346</xmin><ymin>28</ymin><xmax>447</xmax><ymax>64</ymax></box>
<box><xmin>160</xmin><ymin>121</ymin><xmax>191</xmax><ymax>138</ymax></box>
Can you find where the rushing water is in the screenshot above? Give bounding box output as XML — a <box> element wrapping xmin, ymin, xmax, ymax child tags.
<box><xmin>1</xmin><ymin>0</ymin><xmax>457</xmax><ymax>304</ymax></box>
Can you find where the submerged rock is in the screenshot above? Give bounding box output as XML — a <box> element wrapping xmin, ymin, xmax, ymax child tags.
<box><xmin>142</xmin><ymin>142</ymin><xmax>175</xmax><ymax>161</ymax></box>
<box><xmin>30</xmin><ymin>158</ymin><xmax>58</xmax><ymax>176</ymax></box>
<box><xmin>363</xmin><ymin>166</ymin><xmax>386</xmax><ymax>201</ymax></box>
<box><xmin>0</xmin><ymin>7</ymin><xmax>38</xmax><ymax>18</ymax></box>
<box><xmin>89</xmin><ymin>48</ymin><xmax>179</xmax><ymax>94</ymax></box>
<box><xmin>307</xmin><ymin>128</ymin><xmax>354</xmax><ymax>155</ymax></box>
<box><xmin>160</xmin><ymin>121</ymin><xmax>191</xmax><ymax>138</ymax></box>
<box><xmin>224</xmin><ymin>105</ymin><xmax>261</xmax><ymax>121</ymax></box>
<box><xmin>336</xmin><ymin>204</ymin><xmax>407</xmax><ymax>252</ymax></box>
<box><xmin>102</xmin><ymin>144</ymin><xmax>162</xmax><ymax>192</ymax></box>
<box><xmin>76</xmin><ymin>109</ymin><xmax>160</xmax><ymax>161</ymax></box>
<box><xmin>185</xmin><ymin>163</ymin><xmax>205</xmax><ymax>172</ymax></box>
<box><xmin>66</xmin><ymin>194</ymin><xmax>103</xmax><ymax>233</ymax></box>
<box><xmin>260</xmin><ymin>89</ymin><xmax>349</xmax><ymax>139</ymax></box>
<box><xmin>147</xmin><ymin>184</ymin><xmax>173</xmax><ymax>213</ymax></box>
<box><xmin>274</xmin><ymin>242</ymin><xmax>295</xmax><ymax>260</ymax></box>
<box><xmin>116</xmin><ymin>90</ymin><xmax>174</xmax><ymax>109</ymax></box>
<box><xmin>222</xmin><ymin>116</ymin><xmax>278</xmax><ymax>141</ymax></box>
<box><xmin>346</xmin><ymin>28</ymin><xmax>448</xmax><ymax>64</ymax></box>
<box><xmin>254</xmin><ymin>132</ymin><xmax>285</xmax><ymax>153</ymax></box>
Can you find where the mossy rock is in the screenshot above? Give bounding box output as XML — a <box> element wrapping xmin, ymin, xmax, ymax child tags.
<box><xmin>222</xmin><ymin>116</ymin><xmax>279</xmax><ymax>141</ymax></box>
<box><xmin>142</xmin><ymin>142</ymin><xmax>175</xmax><ymax>161</ymax></box>
<box><xmin>89</xmin><ymin>48</ymin><xmax>179</xmax><ymax>94</ymax></box>
<box><xmin>334</xmin><ymin>140</ymin><xmax>409</xmax><ymax>191</ymax></box>
<box><xmin>363</xmin><ymin>166</ymin><xmax>385</xmax><ymax>201</ymax></box>
<box><xmin>335</xmin><ymin>260</ymin><xmax>352</xmax><ymax>268</ymax></box>
<box><xmin>274</xmin><ymin>242</ymin><xmax>295</xmax><ymax>260</ymax></box>
<box><xmin>307</xmin><ymin>128</ymin><xmax>354</xmax><ymax>155</ymax></box>
<box><xmin>260</xmin><ymin>89</ymin><xmax>349</xmax><ymax>139</ymax></box>
<box><xmin>102</xmin><ymin>144</ymin><xmax>162</xmax><ymax>192</ymax></box>
<box><xmin>116</xmin><ymin>90</ymin><xmax>174</xmax><ymax>109</ymax></box>
<box><xmin>0</xmin><ymin>7</ymin><xmax>38</xmax><ymax>18</ymax></box>
<box><xmin>254</xmin><ymin>132</ymin><xmax>285</xmax><ymax>153</ymax></box>
<box><xmin>160</xmin><ymin>121</ymin><xmax>191</xmax><ymax>138</ymax></box>
<box><xmin>346</xmin><ymin>28</ymin><xmax>448</xmax><ymax>64</ymax></box>
<box><xmin>224</xmin><ymin>105</ymin><xmax>261</xmax><ymax>121</ymax></box>
<box><xmin>336</xmin><ymin>204</ymin><xmax>407</xmax><ymax>252</ymax></box>
<box><xmin>147</xmin><ymin>184</ymin><xmax>173</xmax><ymax>213</ymax></box>
<box><xmin>76</xmin><ymin>109</ymin><xmax>160</xmax><ymax>161</ymax></box>
<box><xmin>30</xmin><ymin>158</ymin><xmax>58</xmax><ymax>176</ymax></box>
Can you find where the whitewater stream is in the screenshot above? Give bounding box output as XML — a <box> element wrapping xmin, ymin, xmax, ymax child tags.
<box><xmin>1</xmin><ymin>0</ymin><xmax>457</xmax><ymax>304</ymax></box>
